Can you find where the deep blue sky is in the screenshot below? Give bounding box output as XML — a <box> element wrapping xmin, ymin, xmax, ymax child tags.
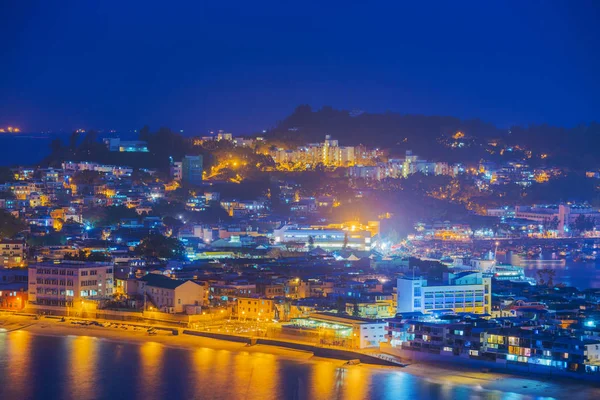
<box><xmin>1</xmin><ymin>1</ymin><xmax>599</xmax><ymax>134</ymax></box>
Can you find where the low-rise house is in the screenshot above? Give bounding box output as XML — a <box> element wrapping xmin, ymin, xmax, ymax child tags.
<box><xmin>140</xmin><ymin>273</ymin><xmax>207</xmax><ymax>313</ymax></box>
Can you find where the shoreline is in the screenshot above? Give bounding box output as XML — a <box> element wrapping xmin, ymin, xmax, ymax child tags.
<box><xmin>2</xmin><ymin>314</ymin><xmax>599</xmax><ymax>398</ymax></box>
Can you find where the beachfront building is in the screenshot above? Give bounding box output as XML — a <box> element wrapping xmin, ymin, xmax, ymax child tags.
<box><xmin>0</xmin><ymin>284</ymin><xmax>27</xmax><ymax>310</ymax></box>
<box><xmin>139</xmin><ymin>274</ymin><xmax>207</xmax><ymax>313</ymax></box>
<box><xmin>27</xmin><ymin>260</ymin><xmax>114</xmax><ymax>309</ymax></box>
<box><xmin>396</xmin><ymin>272</ymin><xmax>491</xmax><ymax>315</ymax></box>
<box><xmin>285</xmin><ymin>313</ymin><xmax>386</xmax><ymax>349</ymax></box>
<box><xmin>236</xmin><ymin>296</ymin><xmax>276</xmax><ymax>320</ymax></box>
<box><xmin>384</xmin><ymin>315</ymin><xmax>600</xmax><ymax>378</ymax></box>
<box><xmin>345</xmin><ymin>296</ymin><xmax>396</xmax><ymax>319</ymax></box>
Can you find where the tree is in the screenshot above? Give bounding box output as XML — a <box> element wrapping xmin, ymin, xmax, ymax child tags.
<box><xmin>0</xmin><ymin>210</ymin><xmax>26</xmax><ymax>238</ymax></box>
<box><xmin>69</xmin><ymin>130</ymin><xmax>80</xmax><ymax>149</ymax></box>
<box><xmin>342</xmin><ymin>232</ymin><xmax>349</xmax><ymax>250</ymax></box>
<box><xmin>71</xmin><ymin>170</ymin><xmax>104</xmax><ymax>185</ymax></box>
<box><xmin>307</xmin><ymin>235</ymin><xmax>315</xmax><ymax>251</ymax></box>
<box><xmin>0</xmin><ymin>167</ymin><xmax>14</xmax><ymax>184</ymax></box>
<box><xmin>84</xmin><ymin>205</ymin><xmax>138</xmax><ymax>227</ymax></box>
<box><xmin>135</xmin><ymin>233</ymin><xmax>186</xmax><ymax>260</ymax></box>
<box><xmin>64</xmin><ymin>250</ymin><xmax>110</xmax><ymax>262</ymax></box>
<box><xmin>573</xmin><ymin>214</ymin><xmax>595</xmax><ymax>233</ymax></box>
<box><xmin>352</xmin><ymin>299</ymin><xmax>360</xmax><ymax>317</ymax></box>
<box><xmin>50</xmin><ymin>138</ymin><xmax>63</xmax><ymax>154</ymax></box>
<box><xmin>537</xmin><ymin>268</ymin><xmax>556</xmax><ymax>287</ymax></box>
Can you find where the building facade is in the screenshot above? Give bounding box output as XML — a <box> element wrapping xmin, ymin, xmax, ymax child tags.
<box><xmin>28</xmin><ymin>261</ymin><xmax>114</xmax><ymax>308</ymax></box>
<box><xmin>182</xmin><ymin>155</ymin><xmax>203</xmax><ymax>186</ymax></box>
<box><xmin>397</xmin><ymin>272</ymin><xmax>491</xmax><ymax>315</ymax></box>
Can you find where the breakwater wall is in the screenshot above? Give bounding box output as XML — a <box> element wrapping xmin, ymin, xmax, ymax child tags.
<box><xmin>183</xmin><ymin>330</ymin><xmax>402</xmax><ymax>367</ymax></box>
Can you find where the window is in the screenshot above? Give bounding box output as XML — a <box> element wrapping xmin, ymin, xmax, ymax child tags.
<box><xmin>81</xmin><ymin>271</ymin><xmax>88</xmax><ymax>276</ymax></box>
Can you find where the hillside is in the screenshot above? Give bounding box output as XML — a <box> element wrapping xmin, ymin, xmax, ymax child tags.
<box><xmin>264</xmin><ymin>105</ymin><xmax>600</xmax><ymax>169</ymax></box>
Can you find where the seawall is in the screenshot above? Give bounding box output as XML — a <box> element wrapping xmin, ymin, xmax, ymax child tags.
<box><xmin>183</xmin><ymin>330</ymin><xmax>403</xmax><ymax>367</ymax></box>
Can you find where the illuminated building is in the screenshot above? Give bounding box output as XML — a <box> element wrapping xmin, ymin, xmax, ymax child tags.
<box><xmin>103</xmin><ymin>138</ymin><xmax>149</xmax><ymax>152</ymax></box>
<box><xmin>0</xmin><ymin>240</ymin><xmax>26</xmax><ymax>268</ymax></box>
<box><xmin>220</xmin><ymin>199</ymin><xmax>267</xmax><ymax>217</ymax></box>
<box><xmin>348</xmin><ymin>152</ymin><xmax>459</xmax><ymax>181</ymax></box>
<box><xmin>236</xmin><ymin>296</ymin><xmax>275</xmax><ymax>320</ymax></box>
<box><xmin>490</xmin><ymin>204</ymin><xmax>600</xmax><ymax>235</ymax></box>
<box><xmin>170</xmin><ymin>161</ymin><xmax>183</xmax><ymax>181</ymax></box>
<box><xmin>28</xmin><ymin>260</ymin><xmax>114</xmax><ymax>309</ymax></box>
<box><xmin>272</xmin><ymin>223</ymin><xmax>373</xmax><ymax>251</ymax></box>
<box><xmin>216</xmin><ymin>130</ymin><xmax>233</xmax><ymax>141</ymax></box>
<box><xmin>0</xmin><ymin>285</ymin><xmax>27</xmax><ymax>310</ymax></box>
<box><xmin>397</xmin><ymin>272</ymin><xmax>491</xmax><ymax>315</ymax></box>
<box><xmin>345</xmin><ymin>296</ymin><xmax>396</xmax><ymax>319</ymax></box>
<box><xmin>286</xmin><ymin>313</ymin><xmax>386</xmax><ymax>349</ymax></box>
<box><xmin>270</xmin><ymin>135</ymin><xmax>358</xmax><ymax>169</ymax></box>
<box><xmin>62</xmin><ymin>161</ymin><xmax>133</xmax><ymax>177</ymax></box>
<box><xmin>139</xmin><ymin>274</ymin><xmax>207</xmax><ymax>313</ymax></box>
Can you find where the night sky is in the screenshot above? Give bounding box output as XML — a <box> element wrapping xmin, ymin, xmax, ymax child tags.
<box><xmin>1</xmin><ymin>1</ymin><xmax>599</xmax><ymax>134</ymax></box>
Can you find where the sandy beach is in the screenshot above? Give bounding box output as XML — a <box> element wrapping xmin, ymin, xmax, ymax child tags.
<box><xmin>2</xmin><ymin>313</ymin><xmax>599</xmax><ymax>398</ymax></box>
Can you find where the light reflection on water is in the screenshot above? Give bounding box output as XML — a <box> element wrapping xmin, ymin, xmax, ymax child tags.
<box><xmin>505</xmin><ymin>251</ymin><xmax>600</xmax><ymax>289</ymax></box>
<box><xmin>0</xmin><ymin>331</ymin><xmax>576</xmax><ymax>400</ymax></box>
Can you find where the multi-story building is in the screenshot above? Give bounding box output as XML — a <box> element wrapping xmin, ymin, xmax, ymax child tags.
<box><xmin>0</xmin><ymin>240</ymin><xmax>26</xmax><ymax>268</ymax></box>
<box><xmin>397</xmin><ymin>272</ymin><xmax>491</xmax><ymax>315</ymax></box>
<box><xmin>385</xmin><ymin>315</ymin><xmax>600</xmax><ymax>377</ymax></box>
<box><xmin>220</xmin><ymin>199</ymin><xmax>267</xmax><ymax>217</ymax></box>
<box><xmin>236</xmin><ymin>296</ymin><xmax>276</xmax><ymax>320</ymax></box>
<box><xmin>182</xmin><ymin>155</ymin><xmax>203</xmax><ymax>186</ymax></box>
<box><xmin>62</xmin><ymin>161</ymin><xmax>133</xmax><ymax>177</ymax></box>
<box><xmin>270</xmin><ymin>136</ymin><xmax>359</xmax><ymax>168</ymax></box>
<box><xmin>0</xmin><ymin>284</ymin><xmax>27</xmax><ymax>310</ymax></box>
<box><xmin>27</xmin><ymin>260</ymin><xmax>114</xmax><ymax>309</ymax></box>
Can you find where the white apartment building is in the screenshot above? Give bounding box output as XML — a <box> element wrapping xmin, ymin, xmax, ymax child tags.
<box><xmin>28</xmin><ymin>261</ymin><xmax>114</xmax><ymax>308</ymax></box>
<box><xmin>397</xmin><ymin>272</ymin><xmax>491</xmax><ymax>315</ymax></box>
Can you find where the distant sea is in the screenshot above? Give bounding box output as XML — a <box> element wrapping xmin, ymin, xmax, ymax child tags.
<box><xmin>0</xmin><ymin>132</ymin><xmax>139</xmax><ymax>166</ymax></box>
<box><xmin>0</xmin><ymin>133</ymin><xmax>60</xmax><ymax>166</ymax></box>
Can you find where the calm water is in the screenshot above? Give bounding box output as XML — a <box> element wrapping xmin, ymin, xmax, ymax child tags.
<box><xmin>0</xmin><ymin>331</ymin><xmax>551</xmax><ymax>400</ymax></box>
<box><xmin>523</xmin><ymin>259</ymin><xmax>600</xmax><ymax>289</ymax></box>
<box><xmin>0</xmin><ymin>134</ymin><xmax>58</xmax><ymax>166</ymax></box>
<box><xmin>0</xmin><ymin>132</ymin><xmax>140</xmax><ymax>166</ymax></box>
<box><xmin>503</xmin><ymin>252</ymin><xmax>600</xmax><ymax>289</ymax></box>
